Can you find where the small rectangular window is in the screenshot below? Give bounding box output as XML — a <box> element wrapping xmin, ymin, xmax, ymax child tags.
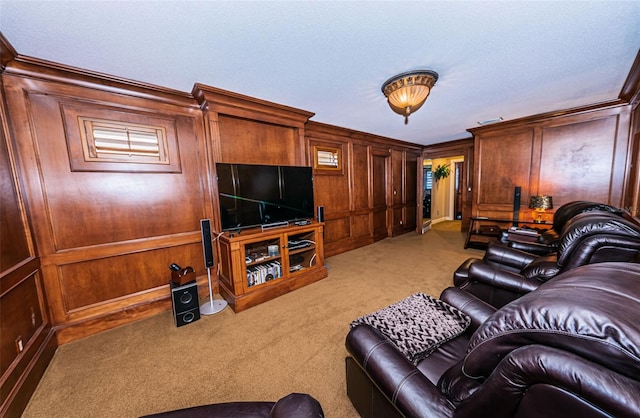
<box><xmin>314</xmin><ymin>146</ymin><xmax>342</xmax><ymax>171</ymax></box>
<box><xmin>62</xmin><ymin>103</ymin><xmax>182</xmax><ymax>173</ymax></box>
<box><xmin>80</xmin><ymin>118</ymin><xmax>168</xmax><ymax>164</ymax></box>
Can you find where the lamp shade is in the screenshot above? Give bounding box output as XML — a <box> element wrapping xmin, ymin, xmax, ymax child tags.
<box><xmin>382</xmin><ymin>70</ymin><xmax>438</xmax><ymax>124</ymax></box>
<box><xmin>529</xmin><ymin>195</ymin><xmax>553</xmax><ymax>210</ymax></box>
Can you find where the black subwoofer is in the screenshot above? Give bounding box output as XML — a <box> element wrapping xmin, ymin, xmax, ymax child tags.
<box><xmin>171</xmin><ymin>281</ymin><xmax>200</xmax><ymax>327</ymax></box>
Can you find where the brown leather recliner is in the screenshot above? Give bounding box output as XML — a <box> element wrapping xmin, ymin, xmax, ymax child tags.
<box><xmin>140</xmin><ymin>393</ymin><xmax>324</xmax><ymax>418</ymax></box>
<box><xmin>345</xmin><ymin>262</ymin><xmax>640</xmax><ymax>418</ymax></box>
<box><xmin>453</xmin><ymin>211</ymin><xmax>640</xmax><ymax>307</ymax></box>
<box><xmin>501</xmin><ymin>200</ymin><xmax>623</xmax><ymax>255</ymax></box>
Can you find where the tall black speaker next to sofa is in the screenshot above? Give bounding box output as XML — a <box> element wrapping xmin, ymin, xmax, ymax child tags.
<box><xmin>513</xmin><ymin>186</ymin><xmax>521</xmax><ymax>226</ymax></box>
<box><xmin>171</xmin><ymin>281</ymin><xmax>200</xmax><ymax>327</ymax></box>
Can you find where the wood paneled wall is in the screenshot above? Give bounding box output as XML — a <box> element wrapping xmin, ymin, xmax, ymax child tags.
<box><xmin>0</xmin><ymin>40</ymin><xmax>423</xmax><ymax>368</ymax></box>
<box><xmin>468</xmin><ymin>102</ymin><xmax>632</xmax><ymax>220</ymax></box>
<box><xmin>192</xmin><ymin>83</ymin><xmax>315</xmax><ymax>242</ymax></box>
<box><xmin>192</xmin><ymin>83</ymin><xmax>314</xmax><ymax>167</ymax></box>
<box><xmin>2</xmin><ymin>57</ymin><xmax>213</xmax><ymax>345</ymax></box>
<box><xmin>1</xmin><ymin>34</ymin><xmax>639</xmax><ymax>418</ymax></box>
<box><xmin>0</xmin><ymin>69</ymin><xmax>56</xmax><ymax>417</ymax></box>
<box><xmin>305</xmin><ymin>122</ymin><xmax>422</xmax><ymax>256</ymax></box>
<box><xmin>622</xmin><ymin>51</ymin><xmax>640</xmax><ymax>221</ymax></box>
<box><xmin>627</xmin><ymin>103</ymin><xmax>640</xmax><ymax>218</ymax></box>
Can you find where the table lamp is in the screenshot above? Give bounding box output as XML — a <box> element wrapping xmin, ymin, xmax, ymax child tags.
<box><xmin>529</xmin><ymin>195</ymin><xmax>553</xmax><ymax>223</ymax></box>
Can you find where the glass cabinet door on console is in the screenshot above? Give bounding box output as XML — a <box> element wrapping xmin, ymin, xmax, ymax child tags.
<box><xmin>244</xmin><ymin>236</ymin><xmax>283</xmax><ymax>290</ymax></box>
<box><xmin>217</xmin><ymin>223</ymin><xmax>327</xmax><ymax>312</ymax></box>
<box><xmin>286</xmin><ymin>230</ymin><xmax>318</xmax><ymax>274</ymax></box>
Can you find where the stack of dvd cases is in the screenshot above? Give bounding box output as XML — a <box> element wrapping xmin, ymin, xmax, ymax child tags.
<box><xmin>247</xmin><ymin>260</ymin><xmax>282</xmax><ymax>287</ymax></box>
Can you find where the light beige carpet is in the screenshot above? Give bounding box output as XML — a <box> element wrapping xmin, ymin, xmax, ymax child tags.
<box><xmin>22</xmin><ymin>221</ymin><xmax>482</xmax><ymax>417</ymax></box>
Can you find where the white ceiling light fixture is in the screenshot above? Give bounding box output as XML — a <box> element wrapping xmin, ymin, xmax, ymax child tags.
<box><xmin>381</xmin><ymin>70</ymin><xmax>439</xmax><ymax>125</ymax></box>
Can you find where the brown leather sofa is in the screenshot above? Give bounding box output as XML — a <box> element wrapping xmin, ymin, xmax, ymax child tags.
<box><xmin>453</xmin><ymin>211</ymin><xmax>640</xmax><ymax>307</ymax></box>
<box><xmin>345</xmin><ymin>262</ymin><xmax>640</xmax><ymax>418</ymax></box>
<box><xmin>140</xmin><ymin>393</ymin><xmax>324</xmax><ymax>418</ymax></box>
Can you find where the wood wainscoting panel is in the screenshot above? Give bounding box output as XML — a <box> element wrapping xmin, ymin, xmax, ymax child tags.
<box><xmin>0</xmin><ymin>265</ymin><xmax>44</xmax><ymax>385</ymax></box>
<box><xmin>371</xmin><ymin>150</ymin><xmax>388</xmax><ymax>241</ymax></box>
<box><xmin>324</xmin><ymin>217</ymin><xmax>351</xmax><ymax>244</ymax></box>
<box><xmin>3</xmin><ymin>70</ymin><xmax>211</xmax><ymax>340</ymax></box>
<box><xmin>350</xmin><ymin>143</ymin><xmax>373</xmax><ymax>241</ymax></box>
<box><xmin>625</xmin><ymin>115</ymin><xmax>640</xmax><ymax>219</ymax></box>
<box><xmin>193</xmin><ymin>83</ymin><xmax>313</xmax><ymax>168</ymax></box>
<box><xmin>475</xmin><ymin>128</ymin><xmax>535</xmax><ymax>212</ymax></box>
<box><xmin>0</xmin><ymin>140</ymin><xmax>30</xmax><ymax>270</ymax></box>
<box><xmin>622</xmin><ymin>53</ymin><xmax>640</xmax><ymax>221</ymax></box>
<box><xmin>217</xmin><ymin>115</ymin><xmax>299</xmax><ymax>165</ymax></box>
<box><xmin>390</xmin><ymin>149</ymin><xmax>419</xmax><ymax>235</ymax></box>
<box><xmin>314</xmin><ymin>168</ymin><xmax>351</xmax><ymax>213</ymax></box>
<box><xmin>405</xmin><ymin>151</ymin><xmax>418</xmax><ymax>230</ymax></box>
<box><xmin>1</xmin><ymin>65</ymin><xmax>56</xmax><ymax>418</ymax></box>
<box><xmin>470</xmin><ymin>103</ymin><xmax>631</xmax><ymax>219</ymax></box>
<box><xmin>310</xmin><ymin>138</ymin><xmax>352</xmax><ymax>255</ymax></box>
<box><xmin>391</xmin><ymin>149</ymin><xmax>404</xmax><ymax>207</ymax></box>
<box><xmin>350</xmin><ymin>213</ymin><xmax>371</xmax><ymax>239</ymax></box>
<box><xmin>306</xmin><ymin>122</ymin><xmax>420</xmax><ymax>253</ymax></box>
<box><xmin>58</xmin><ymin>242</ymin><xmax>203</xmax><ymax>313</ymax></box>
<box><xmin>26</xmin><ymin>92</ymin><xmax>206</xmax><ymax>249</ymax></box>
<box><xmin>539</xmin><ymin>115</ymin><xmax>619</xmax><ymax>204</ymax></box>
<box><xmin>351</xmin><ymin>143</ymin><xmax>370</xmax><ymax>211</ymax></box>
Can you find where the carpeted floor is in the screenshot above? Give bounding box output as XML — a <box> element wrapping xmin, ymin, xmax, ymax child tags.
<box><xmin>21</xmin><ymin>221</ymin><xmax>482</xmax><ymax>417</ymax></box>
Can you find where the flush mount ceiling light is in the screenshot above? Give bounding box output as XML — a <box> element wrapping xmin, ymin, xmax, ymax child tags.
<box><xmin>381</xmin><ymin>70</ymin><xmax>438</xmax><ymax>124</ymax></box>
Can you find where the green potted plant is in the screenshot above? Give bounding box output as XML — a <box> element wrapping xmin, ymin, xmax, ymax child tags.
<box><xmin>433</xmin><ymin>164</ymin><xmax>451</xmax><ymax>181</ymax></box>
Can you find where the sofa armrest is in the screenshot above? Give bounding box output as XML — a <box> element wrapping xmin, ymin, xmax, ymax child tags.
<box><xmin>467</xmin><ymin>262</ymin><xmax>541</xmax><ymax>295</ymax></box>
<box><xmin>455</xmin><ymin>345</ymin><xmax>640</xmax><ymax>418</ymax></box>
<box><xmin>506</xmin><ymin>240</ymin><xmax>555</xmax><ymax>255</ymax></box>
<box><xmin>269</xmin><ymin>393</ymin><xmax>324</xmax><ymax>418</ymax></box>
<box><xmin>345</xmin><ymin>325</ymin><xmax>455</xmax><ymax>418</ymax></box>
<box><xmin>483</xmin><ymin>242</ymin><xmax>538</xmax><ymax>270</ymax></box>
<box><xmin>438</xmin><ymin>287</ymin><xmax>496</xmax><ymax>331</ymax></box>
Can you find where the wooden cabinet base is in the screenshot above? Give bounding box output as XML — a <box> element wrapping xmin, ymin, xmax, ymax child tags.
<box><xmin>217</xmin><ymin>223</ymin><xmax>327</xmax><ymax>312</ymax></box>
<box><xmin>219</xmin><ymin>265</ymin><xmax>328</xmax><ymax>312</ymax></box>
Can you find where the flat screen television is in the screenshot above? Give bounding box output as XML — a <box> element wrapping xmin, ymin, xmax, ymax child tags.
<box><xmin>216</xmin><ymin>163</ymin><xmax>315</xmax><ymax>231</ymax></box>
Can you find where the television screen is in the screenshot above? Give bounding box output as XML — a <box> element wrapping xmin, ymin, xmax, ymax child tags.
<box><xmin>216</xmin><ymin>163</ymin><xmax>315</xmax><ymax>231</ymax></box>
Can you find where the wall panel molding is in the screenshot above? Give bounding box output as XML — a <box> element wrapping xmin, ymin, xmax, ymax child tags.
<box><xmin>470</xmin><ymin>104</ymin><xmax>631</xmax><ymax>219</ymax></box>
<box><xmin>3</xmin><ymin>64</ymin><xmax>212</xmax><ymax>340</ymax></box>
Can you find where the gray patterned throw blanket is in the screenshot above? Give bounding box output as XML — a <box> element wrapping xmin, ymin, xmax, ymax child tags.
<box><xmin>350</xmin><ymin>292</ymin><xmax>471</xmax><ymax>365</ymax></box>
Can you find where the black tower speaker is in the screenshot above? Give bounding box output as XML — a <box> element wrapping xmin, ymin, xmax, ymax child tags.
<box><xmin>171</xmin><ymin>281</ymin><xmax>200</xmax><ymax>327</ymax></box>
<box><xmin>200</xmin><ymin>219</ymin><xmax>214</xmax><ymax>268</ymax></box>
<box><xmin>317</xmin><ymin>206</ymin><xmax>324</xmax><ymax>223</ymax></box>
<box><xmin>513</xmin><ymin>186</ymin><xmax>522</xmax><ymax>226</ymax></box>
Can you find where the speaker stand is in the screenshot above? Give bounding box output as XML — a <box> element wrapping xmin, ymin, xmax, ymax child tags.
<box><xmin>200</xmin><ymin>267</ymin><xmax>227</xmax><ymax>315</ymax></box>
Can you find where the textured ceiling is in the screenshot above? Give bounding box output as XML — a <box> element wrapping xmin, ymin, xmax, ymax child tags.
<box><xmin>1</xmin><ymin>1</ymin><xmax>640</xmax><ymax>146</ymax></box>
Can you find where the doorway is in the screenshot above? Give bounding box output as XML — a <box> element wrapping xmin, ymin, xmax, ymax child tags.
<box><xmin>423</xmin><ymin>163</ymin><xmax>432</xmax><ymax>220</ymax></box>
<box><xmin>453</xmin><ymin>160</ymin><xmax>464</xmax><ymax>220</ymax></box>
<box><xmin>423</xmin><ymin>156</ymin><xmax>464</xmax><ymax>225</ymax></box>
<box><xmin>422</xmin><ymin>138</ymin><xmax>474</xmax><ymax>232</ymax></box>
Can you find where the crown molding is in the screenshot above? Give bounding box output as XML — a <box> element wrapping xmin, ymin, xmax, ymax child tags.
<box><xmin>620</xmin><ymin>49</ymin><xmax>640</xmax><ymax>105</ymax></box>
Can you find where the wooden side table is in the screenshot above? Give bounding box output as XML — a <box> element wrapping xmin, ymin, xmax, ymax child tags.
<box><xmin>465</xmin><ymin>217</ymin><xmax>549</xmax><ymax>249</ymax></box>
